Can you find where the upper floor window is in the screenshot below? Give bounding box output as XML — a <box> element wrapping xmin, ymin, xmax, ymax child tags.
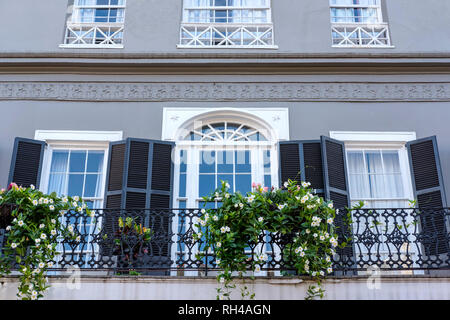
<box><xmin>179</xmin><ymin>0</ymin><xmax>277</xmax><ymax>48</ymax></box>
<box><xmin>60</xmin><ymin>0</ymin><xmax>126</xmax><ymax>48</ymax></box>
<box><xmin>330</xmin><ymin>0</ymin><xmax>392</xmax><ymax>47</ymax></box>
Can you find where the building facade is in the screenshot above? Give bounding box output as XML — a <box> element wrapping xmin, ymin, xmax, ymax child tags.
<box><xmin>0</xmin><ymin>0</ymin><xmax>450</xmax><ymax>299</ymax></box>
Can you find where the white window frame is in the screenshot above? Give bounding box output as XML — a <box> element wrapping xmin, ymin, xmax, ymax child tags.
<box><xmin>330</xmin><ymin>131</ymin><xmax>416</xmax><ymax>207</ymax></box>
<box><xmin>330</xmin><ymin>0</ymin><xmax>384</xmax><ymax>24</ymax></box>
<box><xmin>35</xmin><ymin>130</ymin><xmax>123</xmax><ymax>209</ymax></box>
<box><xmin>60</xmin><ymin>0</ymin><xmax>127</xmax><ymax>49</ymax></box>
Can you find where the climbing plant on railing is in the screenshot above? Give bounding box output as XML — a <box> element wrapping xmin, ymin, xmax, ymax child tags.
<box><xmin>194</xmin><ymin>179</ymin><xmax>340</xmax><ymax>300</ymax></box>
<box><xmin>0</xmin><ymin>183</ymin><xmax>90</xmax><ymax>300</ymax></box>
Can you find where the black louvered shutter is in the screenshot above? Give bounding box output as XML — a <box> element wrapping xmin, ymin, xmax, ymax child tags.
<box><xmin>321</xmin><ymin>136</ymin><xmax>355</xmax><ymax>272</ymax></box>
<box><xmin>407</xmin><ymin>136</ymin><xmax>449</xmax><ymax>256</ymax></box>
<box><xmin>102</xmin><ymin>138</ymin><xmax>174</xmax><ymax>273</ymax></box>
<box><xmin>279</xmin><ymin>140</ymin><xmax>325</xmax><ymax>195</ymax></box>
<box><xmin>8</xmin><ymin>137</ymin><xmax>46</xmax><ymax>188</ymax></box>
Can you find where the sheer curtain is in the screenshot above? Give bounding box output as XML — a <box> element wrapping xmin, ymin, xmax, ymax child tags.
<box><xmin>48</xmin><ymin>151</ymin><xmax>69</xmax><ymax>196</ymax></box>
<box><xmin>347</xmin><ymin>150</ymin><xmax>405</xmax><ymax>208</ymax></box>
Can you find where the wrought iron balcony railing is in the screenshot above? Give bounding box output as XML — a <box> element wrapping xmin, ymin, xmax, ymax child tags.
<box><xmin>178</xmin><ymin>23</ymin><xmax>277</xmax><ymax>48</ymax></box>
<box><xmin>331</xmin><ymin>22</ymin><xmax>392</xmax><ymax>47</ymax></box>
<box><xmin>61</xmin><ymin>23</ymin><xmax>124</xmax><ymax>48</ymax></box>
<box><xmin>0</xmin><ymin>208</ymin><xmax>449</xmax><ymax>276</ymax></box>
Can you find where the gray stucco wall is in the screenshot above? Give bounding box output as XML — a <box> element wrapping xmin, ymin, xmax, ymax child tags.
<box><xmin>1</xmin><ymin>73</ymin><xmax>449</xmax><ymax>203</ymax></box>
<box><xmin>0</xmin><ymin>0</ymin><xmax>449</xmax><ymax>55</ymax></box>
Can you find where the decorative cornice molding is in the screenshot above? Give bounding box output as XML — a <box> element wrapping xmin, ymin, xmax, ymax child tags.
<box><xmin>0</xmin><ymin>81</ymin><xmax>449</xmax><ymax>102</ymax></box>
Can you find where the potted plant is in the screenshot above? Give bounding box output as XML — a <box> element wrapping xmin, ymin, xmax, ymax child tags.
<box><xmin>113</xmin><ymin>216</ymin><xmax>152</xmax><ymax>274</ymax></box>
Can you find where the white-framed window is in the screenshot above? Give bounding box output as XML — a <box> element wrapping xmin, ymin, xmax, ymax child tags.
<box><xmin>60</xmin><ymin>0</ymin><xmax>126</xmax><ymax>48</ymax></box>
<box><xmin>174</xmin><ymin>121</ymin><xmax>278</xmax><ymax>209</ymax></box>
<box><xmin>330</xmin><ymin>131</ymin><xmax>415</xmax><ymax>208</ymax></box>
<box><xmin>35</xmin><ymin>130</ymin><xmax>122</xmax><ymax>269</ymax></box>
<box><xmin>329</xmin><ymin>0</ymin><xmax>392</xmax><ymax>47</ymax></box>
<box><xmin>179</xmin><ymin>0</ymin><xmax>277</xmax><ymax>48</ymax></box>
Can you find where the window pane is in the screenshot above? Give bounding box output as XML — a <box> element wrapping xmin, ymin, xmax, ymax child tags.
<box><xmin>199</xmin><ymin>175</ymin><xmax>215</xmax><ymax>197</ymax></box>
<box><xmin>200</xmin><ymin>151</ymin><xmax>215</xmax><ymax>173</ymax></box>
<box><xmin>87</xmin><ymin>151</ymin><xmax>104</xmax><ymax>173</ymax></box>
<box><xmin>235</xmin><ymin>174</ymin><xmax>251</xmax><ymax>194</ymax></box>
<box><xmin>84</xmin><ymin>174</ymin><xmax>101</xmax><ymax>198</ymax></box>
<box><xmin>48</xmin><ymin>173</ymin><xmax>67</xmax><ymax>196</ymax></box>
<box><xmin>50</xmin><ymin>151</ymin><xmax>69</xmax><ymax>173</ymax></box>
<box><xmin>68</xmin><ymin>174</ymin><xmax>84</xmax><ymax>197</ymax></box>
<box><xmin>235</xmin><ymin>151</ymin><xmax>251</xmax><ymax>173</ymax></box>
<box><xmin>382</xmin><ymin>151</ymin><xmax>401</xmax><ymax>173</ymax></box>
<box><xmin>69</xmin><ymin>151</ymin><xmax>87</xmax><ymax>173</ymax></box>
<box><xmin>217</xmin><ymin>151</ymin><xmax>233</xmax><ymax>173</ymax></box>
<box><xmin>365</xmin><ymin>151</ymin><xmax>382</xmax><ymax>173</ymax></box>
<box><xmin>179</xmin><ymin>173</ymin><xmax>187</xmax><ymax>197</ymax></box>
<box><xmin>347</xmin><ymin>151</ymin><xmax>365</xmax><ymax>174</ymax></box>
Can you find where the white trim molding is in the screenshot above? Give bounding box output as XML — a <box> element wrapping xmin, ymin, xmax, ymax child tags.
<box><xmin>330</xmin><ymin>131</ymin><xmax>416</xmax><ymax>144</ymax></box>
<box><xmin>35</xmin><ymin>130</ymin><xmax>123</xmax><ymax>143</ymax></box>
<box><xmin>162</xmin><ymin>108</ymin><xmax>289</xmax><ymax>142</ymax></box>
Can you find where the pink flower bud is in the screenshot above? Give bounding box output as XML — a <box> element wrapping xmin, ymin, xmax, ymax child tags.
<box><xmin>263</xmin><ymin>187</ymin><xmax>269</xmax><ymax>192</ymax></box>
<box><xmin>252</xmin><ymin>182</ymin><xmax>257</xmax><ymax>188</ymax></box>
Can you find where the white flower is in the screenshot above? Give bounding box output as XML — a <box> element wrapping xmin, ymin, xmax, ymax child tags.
<box><xmin>326</xmin><ymin>256</ymin><xmax>331</xmax><ymax>262</ymax></box>
<box><xmin>254</xmin><ymin>265</ymin><xmax>261</xmax><ymax>273</ymax></box>
<box><xmin>327</xmin><ymin>218</ymin><xmax>333</xmax><ymax>224</ymax></box>
<box><xmin>51</xmin><ymin>229</ymin><xmax>57</xmax><ymax>236</ymax></box>
<box><xmin>201</xmin><ymin>208</ymin><xmax>206</xmax><ymax>214</ymax></box>
<box><xmin>277</xmin><ymin>204</ymin><xmax>286</xmax><ymax>210</ymax></box>
<box><xmin>301</xmin><ymin>195</ymin><xmax>308</xmax><ymax>204</ymax></box>
<box><xmin>199</xmin><ymin>219</ymin><xmax>206</xmax><ymax>227</ymax></box>
<box><xmin>327</xmin><ymin>267</ymin><xmax>333</xmax><ymax>273</ymax></box>
<box><xmin>33</xmin><ymin>268</ymin><xmax>40</xmax><ymax>274</ymax></box>
<box><xmin>77</xmin><ymin>207</ymin><xmax>83</xmax><ymax>213</ymax></box>
<box><xmin>284</xmin><ymin>181</ymin><xmax>289</xmax><ymax>188</ymax></box>
<box><xmin>299</xmin><ymin>251</ymin><xmax>305</xmax><ymax>257</ymax></box>
<box><xmin>38</xmin><ymin>262</ymin><xmax>45</xmax><ymax>268</ymax></box>
<box><xmin>225</xmin><ymin>183</ymin><xmax>230</xmax><ymax>189</ymax></box>
<box><xmin>40</xmin><ymin>233</ymin><xmax>47</xmax><ymax>240</ymax></box>
<box><xmin>316</xmin><ymin>199</ymin><xmax>321</xmax><ymax>204</ymax></box>
<box><xmin>307</xmin><ymin>205</ymin><xmax>315</xmax><ymax>210</ymax></box>
<box><xmin>224</xmin><ymin>193</ymin><xmax>230</xmax><ymax>199</ymax></box>
<box><xmin>216</xmin><ymin>242</ymin><xmax>222</xmax><ymax>248</ymax></box>
<box><xmin>32</xmin><ymin>290</ymin><xmax>38</xmax><ymax>296</ymax></box>
<box><xmin>30</xmin><ymin>184</ymin><xmax>35</xmax><ymax>190</ymax></box>
<box><xmin>62</xmin><ymin>197</ymin><xmax>68</xmax><ymax>203</ymax></box>
<box><xmin>76</xmin><ymin>236</ymin><xmax>81</xmax><ymax>242</ymax></box>
<box><xmin>51</xmin><ymin>219</ymin><xmax>56</xmax><ymax>224</ymax></box>
<box><xmin>258</xmin><ymin>217</ymin><xmax>264</xmax><ymax>223</ymax></box>
<box><xmin>6</xmin><ymin>226</ymin><xmax>11</xmax><ymax>231</ymax></box>
<box><xmin>18</xmin><ymin>220</ymin><xmax>24</xmax><ymax>227</ymax></box>
<box><xmin>320</xmin><ymin>235</ymin><xmax>325</xmax><ymax>241</ymax></box>
<box><xmin>49</xmin><ymin>199</ymin><xmax>54</xmax><ymax>204</ymax></box>
<box><xmin>313</xmin><ymin>233</ymin><xmax>318</xmax><ymax>238</ymax></box>
<box><xmin>247</xmin><ymin>196</ymin><xmax>255</xmax><ymax>203</ymax></box>
<box><xmin>68</xmin><ymin>225</ymin><xmax>74</xmax><ymax>233</ymax></box>
<box><xmin>47</xmin><ymin>262</ymin><xmax>54</xmax><ymax>268</ymax></box>
<box><xmin>220</xmin><ymin>227</ymin><xmax>227</xmax><ymax>234</ymax></box>
<box><xmin>196</xmin><ymin>232</ymin><xmax>202</xmax><ymax>238</ymax></box>
<box><xmin>302</xmin><ymin>181</ymin><xmax>311</xmax><ymax>188</ymax></box>
<box><xmin>214</xmin><ymin>192</ymin><xmax>220</xmax><ymax>199</ymax></box>
<box><xmin>32</xmin><ymin>199</ymin><xmax>38</xmax><ymax>206</ymax></box>
<box><xmin>11</xmin><ymin>243</ymin><xmax>17</xmax><ymax>249</ymax></box>
<box><xmin>311</xmin><ymin>271</ymin><xmax>317</xmax><ymax>277</ymax></box>
<box><xmin>320</xmin><ymin>271</ymin><xmax>325</xmax><ymax>276</ymax></box>
<box><xmin>73</xmin><ymin>196</ymin><xmax>80</xmax><ymax>202</ymax></box>
<box><xmin>39</xmin><ymin>224</ymin><xmax>45</xmax><ymax>229</ymax></box>
<box><xmin>49</xmin><ymin>205</ymin><xmax>55</xmax><ymax>211</ymax></box>
<box><xmin>43</xmin><ymin>198</ymin><xmax>49</xmax><ymax>204</ymax></box>
<box><xmin>216</xmin><ymin>259</ymin><xmax>221</xmax><ymax>265</ymax></box>
<box><xmin>328</xmin><ymin>202</ymin><xmax>334</xmax><ymax>209</ymax></box>
<box><xmin>305</xmin><ymin>229</ymin><xmax>310</xmax><ymax>234</ymax></box>
<box><xmin>219</xmin><ymin>276</ymin><xmax>225</xmax><ymax>283</ymax></box>
<box><xmin>47</xmin><ymin>244</ymin><xmax>52</xmax><ymax>250</ymax></box>
<box><xmin>258</xmin><ymin>254</ymin><xmax>267</xmax><ymax>261</ymax></box>
<box><xmin>35</xmin><ymin>238</ymin><xmax>41</xmax><ymax>244</ymax></box>
<box><xmin>38</xmin><ymin>198</ymin><xmax>43</xmax><ymax>204</ymax></box>
<box><xmin>212</xmin><ymin>215</ymin><xmax>218</xmax><ymax>221</ymax></box>
<box><xmin>60</xmin><ymin>210</ymin><xmax>66</xmax><ymax>216</ymax></box>
<box><xmin>325</xmin><ymin>232</ymin><xmax>330</xmax><ymax>239</ymax></box>
<box><xmin>234</xmin><ymin>203</ymin><xmax>238</xmax><ymax>208</ymax></box>
<box><xmin>239</xmin><ymin>203</ymin><xmax>244</xmax><ymax>209</ymax></box>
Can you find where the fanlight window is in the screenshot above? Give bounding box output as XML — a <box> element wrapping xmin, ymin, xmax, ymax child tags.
<box><xmin>186</xmin><ymin>122</ymin><xmax>268</xmax><ymax>142</ymax></box>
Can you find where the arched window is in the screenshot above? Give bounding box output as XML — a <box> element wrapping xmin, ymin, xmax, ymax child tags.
<box><xmin>179</xmin><ymin>0</ymin><xmax>276</xmax><ymax>48</ymax></box>
<box><xmin>173</xmin><ymin>116</ymin><xmax>278</xmax><ymax>209</ymax></box>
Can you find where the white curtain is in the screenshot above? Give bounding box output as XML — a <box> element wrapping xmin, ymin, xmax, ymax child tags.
<box><xmin>48</xmin><ymin>151</ymin><xmax>69</xmax><ymax>196</ymax></box>
<box><xmin>347</xmin><ymin>150</ymin><xmax>405</xmax><ymax>208</ymax></box>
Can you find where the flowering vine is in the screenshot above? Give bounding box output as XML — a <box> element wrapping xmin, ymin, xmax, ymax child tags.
<box><xmin>194</xmin><ymin>179</ymin><xmax>340</xmax><ymax>300</ymax></box>
<box><xmin>0</xmin><ymin>183</ymin><xmax>90</xmax><ymax>300</ymax></box>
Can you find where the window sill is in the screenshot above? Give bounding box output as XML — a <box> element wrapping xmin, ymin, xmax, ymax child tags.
<box><xmin>59</xmin><ymin>44</ymin><xmax>124</xmax><ymax>49</ymax></box>
<box><xmin>332</xmin><ymin>45</ymin><xmax>395</xmax><ymax>49</ymax></box>
<box><xmin>177</xmin><ymin>44</ymin><xmax>278</xmax><ymax>49</ymax></box>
